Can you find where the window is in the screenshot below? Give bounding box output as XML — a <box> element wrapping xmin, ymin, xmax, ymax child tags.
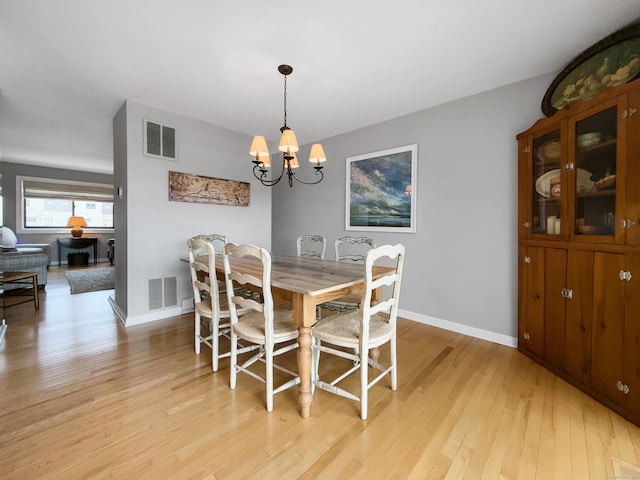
<box><xmin>19</xmin><ymin>176</ymin><xmax>114</xmax><ymax>231</ymax></box>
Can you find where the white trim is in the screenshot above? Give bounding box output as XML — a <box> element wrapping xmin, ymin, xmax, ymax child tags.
<box><xmin>0</xmin><ymin>319</ymin><xmax>6</xmax><ymax>345</ymax></box>
<box><xmin>107</xmin><ymin>295</ymin><xmax>183</xmax><ymax>327</ymax></box>
<box><xmin>107</xmin><ymin>296</ymin><xmax>126</xmax><ymax>326</ymax></box>
<box><xmin>398</xmin><ymin>309</ymin><xmax>517</xmax><ymax>348</ymax></box>
<box><xmin>15</xmin><ymin>175</ymin><xmax>114</xmax><ymax>234</ymax></box>
<box><xmin>123</xmin><ymin>306</ymin><xmax>183</xmax><ymax>327</ymax></box>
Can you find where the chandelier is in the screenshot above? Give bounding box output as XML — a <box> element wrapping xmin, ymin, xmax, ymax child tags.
<box><xmin>249</xmin><ymin>65</ymin><xmax>327</xmax><ymax>187</ymax></box>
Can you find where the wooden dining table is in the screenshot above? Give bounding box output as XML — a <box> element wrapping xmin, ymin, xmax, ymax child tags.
<box><xmin>214</xmin><ymin>253</ymin><xmax>388</xmax><ymax>418</ymax></box>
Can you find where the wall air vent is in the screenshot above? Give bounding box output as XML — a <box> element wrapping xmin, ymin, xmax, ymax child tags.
<box><xmin>144</xmin><ymin>119</ymin><xmax>177</xmax><ymax>161</ymax></box>
<box><xmin>147</xmin><ymin>276</ymin><xmax>178</xmax><ymax>311</ymax></box>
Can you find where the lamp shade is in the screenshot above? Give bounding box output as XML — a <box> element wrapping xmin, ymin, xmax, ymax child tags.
<box><xmin>66</xmin><ymin>216</ymin><xmax>87</xmax><ymax>227</ymax></box>
<box><xmin>308</xmin><ymin>143</ymin><xmax>327</xmax><ymax>164</ymax></box>
<box><xmin>278</xmin><ymin>129</ymin><xmax>299</xmax><ymax>153</ymax></box>
<box><xmin>249</xmin><ymin>136</ymin><xmax>269</xmax><ymax>157</ymax></box>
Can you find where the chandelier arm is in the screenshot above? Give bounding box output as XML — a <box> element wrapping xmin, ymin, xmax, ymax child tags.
<box><xmin>252</xmin><ymin>159</ymin><xmax>324</xmax><ymax>187</ymax></box>
<box><xmin>252</xmin><ymin>161</ymin><xmax>286</xmax><ymax>186</ymax></box>
<box><xmin>289</xmin><ymin>168</ymin><xmax>324</xmax><ymax>185</ymax></box>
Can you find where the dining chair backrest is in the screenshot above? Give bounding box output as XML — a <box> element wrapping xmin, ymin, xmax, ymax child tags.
<box><xmin>187</xmin><ymin>237</ymin><xmax>221</xmax><ymax>316</ymax></box>
<box><xmin>296</xmin><ymin>234</ymin><xmax>326</xmax><ymax>259</ymax></box>
<box><xmin>223</xmin><ymin>243</ymin><xmax>275</xmax><ymax>339</ymax></box>
<box><xmin>360</xmin><ymin>244</ymin><xmax>405</xmax><ymax>339</ymax></box>
<box><xmin>223</xmin><ymin>242</ymin><xmax>300</xmax><ymax>412</ymax></box>
<box><xmin>334</xmin><ymin>236</ymin><xmax>375</xmax><ymax>264</ymax></box>
<box><xmin>192</xmin><ymin>233</ymin><xmax>227</xmax><ymax>253</ymax></box>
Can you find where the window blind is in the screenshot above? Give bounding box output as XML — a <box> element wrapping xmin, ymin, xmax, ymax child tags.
<box><xmin>22</xmin><ymin>179</ymin><xmax>113</xmax><ymax>202</ymax></box>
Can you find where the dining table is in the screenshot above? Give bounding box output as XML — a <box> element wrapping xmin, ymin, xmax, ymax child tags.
<box><xmin>213</xmin><ymin>252</ymin><xmax>390</xmax><ymax>418</ymax></box>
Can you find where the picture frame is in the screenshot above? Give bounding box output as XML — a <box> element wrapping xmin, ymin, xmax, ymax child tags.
<box><xmin>542</xmin><ymin>22</ymin><xmax>640</xmax><ymax>117</ymax></box>
<box><xmin>168</xmin><ymin>171</ymin><xmax>249</xmax><ymax>206</ymax></box>
<box><xmin>345</xmin><ymin>144</ymin><xmax>417</xmax><ymax>233</ymax></box>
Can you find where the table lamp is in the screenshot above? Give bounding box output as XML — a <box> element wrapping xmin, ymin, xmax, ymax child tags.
<box><xmin>66</xmin><ymin>216</ymin><xmax>88</xmax><ymax>237</ymax></box>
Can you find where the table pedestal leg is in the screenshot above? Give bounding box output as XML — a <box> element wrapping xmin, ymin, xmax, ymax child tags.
<box><xmin>297</xmin><ymin>325</ymin><xmax>313</xmax><ymax>418</ymax></box>
<box><xmin>370</xmin><ymin>347</ymin><xmax>380</xmax><ymax>363</ymax></box>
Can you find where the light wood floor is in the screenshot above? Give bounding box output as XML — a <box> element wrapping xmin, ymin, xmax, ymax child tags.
<box><xmin>1</xmin><ymin>265</ymin><xmax>639</xmax><ymax>479</ymax></box>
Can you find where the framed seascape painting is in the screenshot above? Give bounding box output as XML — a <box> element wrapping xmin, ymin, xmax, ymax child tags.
<box><xmin>345</xmin><ymin>144</ymin><xmax>417</xmax><ymax>233</ymax></box>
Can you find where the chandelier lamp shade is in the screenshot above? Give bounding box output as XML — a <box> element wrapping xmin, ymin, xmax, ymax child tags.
<box><xmin>250</xmin><ymin>65</ymin><xmax>327</xmax><ymax>187</ymax></box>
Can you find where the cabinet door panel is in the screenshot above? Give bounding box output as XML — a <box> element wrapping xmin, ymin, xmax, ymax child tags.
<box><xmin>571</xmin><ymin>99</ymin><xmax>622</xmax><ymax>243</ymax></box>
<box><xmin>623</xmin><ymin>254</ymin><xmax>640</xmax><ymax>417</ymax></box>
<box><xmin>591</xmin><ymin>252</ymin><xmax>626</xmax><ymax>403</ymax></box>
<box><xmin>565</xmin><ymin>250</ymin><xmax>594</xmax><ymax>386</ymax></box>
<box><xmin>518</xmin><ymin>246</ymin><xmax>545</xmax><ymax>357</ymax></box>
<box><xmin>544</xmin><ymin>248</ymin><xmax>567</xmax><ymax>369</ymax></box>
<box><xmin>531</xmin><ymin>129</ymin><xmax>563</xmax><ymax>237</ymax></box>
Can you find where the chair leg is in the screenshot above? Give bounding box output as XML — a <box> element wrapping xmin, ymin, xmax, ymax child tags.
<box><xmin>230</xmin><ymin>330</ymin><xmax>238</xmax><ymax>389</ymax></box>
<box><xmin>211</xmin><ymin>319</ymin><xmax>219</xmax><ymax>372</ymax></box>
<box><xmin>360</xmin><ymin>348</ymin><xmax>368</xmax><ymax>421</ymax></box>
<box><xmin>312</xmin><ymin>338</ymin><xmax>321</xmax><ymax>393</ymax></box>
<box><xmin>390</xmin><ymin>334</ymin><xmax>397</xmax><ymax>390</ymax></box>
<box><xmin>194</xmin><ymin>311</ymin><xmax>201</xmax><ymax>354</ymax></box>
<box><xmin>266</xmin><ymin>344</ymin><xmax>274</xmax><ymax>412</ymax></box>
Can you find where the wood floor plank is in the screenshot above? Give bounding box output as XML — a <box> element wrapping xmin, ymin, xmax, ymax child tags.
<box><xmin>1</xmin><ymin>265</ymin><xmax>640</xmax><ymax>478</ymax></box>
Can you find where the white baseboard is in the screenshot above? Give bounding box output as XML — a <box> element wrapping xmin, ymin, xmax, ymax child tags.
<box><xmin>0</xmin><ymin>319</ymin><xmax>6</xmax><ymax>344</ymax></box>
<box><xmin>398</xmin><ymin>309</ymin><xmax>517</xmax><ymax>348</ymax></box>
<box><xmin>124</xmin><ymin>307</ymin><xmax>183</xmax><ymax>327</ymax></box>
<box><xmin>107</xmin><ymin>295</ymin><xmax>182</xmax><ymax>327</ymax></box>
<box><xmin>181</xmin><ymin>297</ymin><xmax>194</xmax><ymax>313</ymax></box>
<box><xmin>107</xmin><ymin>295</ymin><xmax>126</xmax><ymax>326</ymax></box>
<box><xmin>106</xmin><ymin>296</ymin><xmax>516</xmax><ymax>347</ymax></box>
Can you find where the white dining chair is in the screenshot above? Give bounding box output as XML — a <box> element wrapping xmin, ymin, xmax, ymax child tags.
<box><xmin>312</xmin><ymin>243</ymin><xmax>405</xmax><ymax>420</ymax></box>
<box><xmin>223</xmin><ymin>243</ymin><xmax>300</xmax><ymax>412</ymax></box>
<box><xmin>296</xmin><ymin>234</ymin><xmax>326</xmax><ymax>322</ymax></box>
<box><xmin>320</xmin><ymin>236</ymin><xmax>375</xmax><ymax>314</ymax></box>
<box><xmin>187</xmin><ymin>236</ymin><xmax>254</xmax><ymax>371</ymax></box>
<box><xmin>296</xmin><ymin>234</ymin><xmax>327</xmax><ymax>259</ymax></box>
<box><xmin>192</xmin><ymin>233</ymin><xmax>228</xmax><ymax>292</ymax></box>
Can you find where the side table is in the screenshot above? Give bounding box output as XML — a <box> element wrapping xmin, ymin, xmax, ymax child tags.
<box><xmin>1</xmin><ymin>271</ymin><xmax>40</xmax><ymax>310</ymax></box>
<box><xmin>57</xmin><ymin>237</ymin><xmax>98</xmax><ymax>266</ymax></box>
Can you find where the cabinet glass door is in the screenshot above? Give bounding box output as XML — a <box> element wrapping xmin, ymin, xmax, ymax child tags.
<box><xmin>573</xmin><ymin>106</ymin><xmax>617</xmax><ymax>237</ymax></box>
<box><xmin>532</xmin><ymin>130</ymin><xmax>561</xmax><ymax>235</ymax></box>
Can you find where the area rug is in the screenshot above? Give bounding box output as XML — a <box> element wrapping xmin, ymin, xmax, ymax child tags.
<box><xmin>65</xmin><ymin>267</ymin><xmax>115</xmax><ymax>294</ymax></box>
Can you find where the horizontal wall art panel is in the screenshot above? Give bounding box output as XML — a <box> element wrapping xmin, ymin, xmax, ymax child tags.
<box><xmin>168</xmin><ymin>171</ymin><xmax>250</xmax><ymax>206</ymax></box>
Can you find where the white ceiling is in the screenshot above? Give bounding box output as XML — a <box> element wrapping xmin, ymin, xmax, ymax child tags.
<box><xmin>1</xmin><ymin>1</ymin><xmax>639</xmax><ymax>174</ymax></box>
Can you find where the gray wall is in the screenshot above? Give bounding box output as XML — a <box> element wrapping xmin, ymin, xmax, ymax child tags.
<box><xmin>0</xmin><ymin>161</ymin><xmax>114</xmax><ymax>263</ymax></box>
<box><xmin>272</xmin><ymin>73</ymin><xmax>555</xmax><ymax>345</ymax></box>
<box><xmin>112</xmin><ymin>104</ymin><xmax>128</xmax><ymax>312</ymax></box>
<box><xmin>113</xmin><ymin>101</ymin><xmax>272</xmax><ymax>324</ymax></box>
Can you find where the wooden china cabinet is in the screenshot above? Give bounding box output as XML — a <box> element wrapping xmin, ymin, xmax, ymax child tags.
<box><xmin>517</xmin><ymin>77</ymin><xmax>640</xmax><ymax>426</ymax></box>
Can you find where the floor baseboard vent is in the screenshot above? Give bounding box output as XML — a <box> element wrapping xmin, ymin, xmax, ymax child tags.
<box><xmin>148</xmin><ymin>276</ymin><xmax>178</xmax><ymax>311</ymax></box>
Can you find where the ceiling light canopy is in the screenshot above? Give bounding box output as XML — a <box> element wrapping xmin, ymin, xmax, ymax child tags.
<box><xmin>249</xmin><ymin>65</ymin><xmax>327</xmax><ymax>187</ymax></box>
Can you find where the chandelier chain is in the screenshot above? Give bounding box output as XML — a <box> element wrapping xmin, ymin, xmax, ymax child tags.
<box><xmin>283</xmin><ymin>73</ymin><xmax>288</xmax><ymax>129</ymax></box>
